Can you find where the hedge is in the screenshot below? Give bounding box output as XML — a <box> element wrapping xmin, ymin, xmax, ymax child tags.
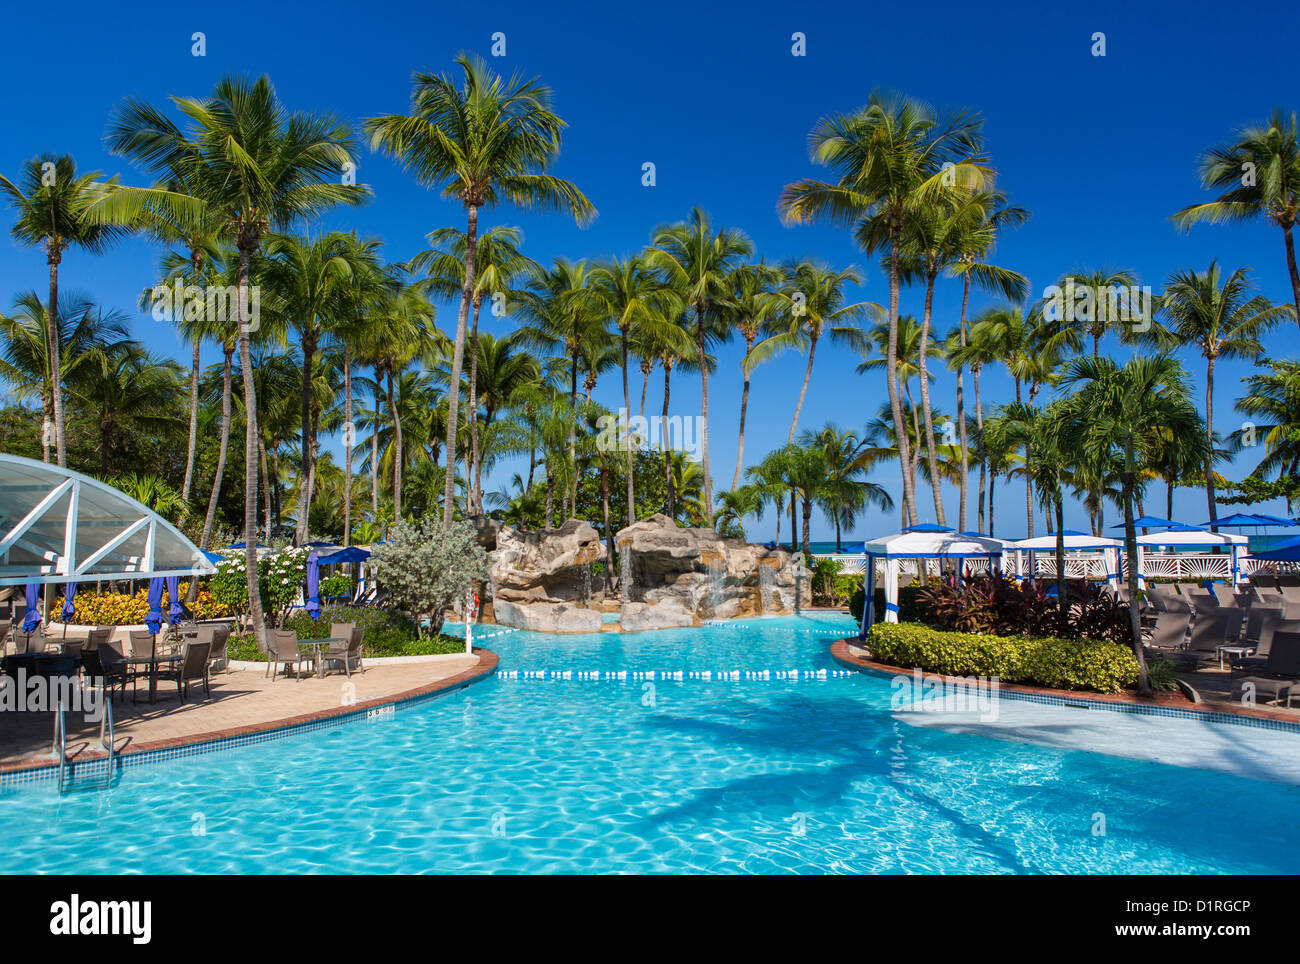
<box><xmin>863</xmin><ymin>622</ymin><xmax>1140</xmax><ymax>694</ymax></box>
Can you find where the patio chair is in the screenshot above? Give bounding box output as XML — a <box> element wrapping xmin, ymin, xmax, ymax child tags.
<box><xmin>206</xmin><ymin>625</ymin><xmax>231</xmax><ymax>674</ymax></box>
<box><xmin>1233</xmin><ymin>631</ymin><xmax>1300</xmax><ymax>707</ymax></box>
<box><xmin>0</xmin><ymin>618</ymin><xmax>10</xmax><ymax>650</ymax></box>
<box><xmin>1245</xmin><ymin>607</ymin><xmax>1283</xmax><ymax>645</ymax></box>
<box><xmin>269</xmin><ymin>629</ymin><xmax>315</xmax><ymax>681</ymax></box>
<box><xmin>97</xmin><ymin>639</ymin><xmax>134</xmax><ymax>702</ymax></box>
<box><xmin>12</xmin><ymin>627</ymin><xmax>47</xmax><ymax>654</ymax></box>
<box><xmin>157</xmin><ymin>640</ymin><xmax>211</xmax><ymax>702</ymax></box>
<box><xmin>1147</xmin><ymin>585</ymin><xmax>1189</xmax><ymax>614</ymax></box>
<box><xmin>128</xmin><ymin>629</ymin><xmax>157</xmax><ymax>658</ymax></box>
<box><xmin>1210</xmin><ymin>583</ymin><xmax>1238</xmax><ymax>607</ymax></box>
<box><xmin>1185</xmin><ymin>590</ymin><xmax>1219</xmax><ymax>614</ymax></box>
<box><xmin>1177</xmin><ymin>609</ymin><xmax>1245</xmax><ymax>668</ymax></box>
<box><xmin>1145</xmin><ymin>612</ymin><xmax>1190</xmax><ymax>651</ymax></box>
<box><xmin>323</xmin><ymin>622</ymin><xmax>364</xmax><ymax>677</ymax></box>
<box><xmin>1278</xmin><ymin>574</ymin><xmax>1300</xmax><ymax>605</ymax></box>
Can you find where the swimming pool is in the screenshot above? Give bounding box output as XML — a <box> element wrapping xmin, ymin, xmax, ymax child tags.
<box><xmin>2</xmin><ymin>613</ymin><xmax>1298</xmax><ymax>874</ymax></box>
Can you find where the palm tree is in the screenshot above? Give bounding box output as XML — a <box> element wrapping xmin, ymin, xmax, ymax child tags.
<box><xmin>97</xmin><ymin>74</ymin><xmax>368</xmax><ymax>639</ymax></box>
<box><xmin>408</xmin><ymin>224</ymin><xmax>538</xmax><ymax>516</ymax></box>
<box><xmin>1230</xmin><ymin>360</ymin><xmax>1300</xmax><ymax>504</ymax></box>
<box><xmin>1058</xmin><ymin>355</ymin><xmax>1208</xmax><ymax>692</ymax></box>
<box><xmin>587</xmin><ymin>255</ymin><xmax>681</xmax><ymax>523</ymax></box>
<box><xmin>0</xmin><ymin>292</ymin><xmax>131</xmax><ymax>461</ymax></box>
<box><xmin>1174</xmin><ymin>108</ymin><xmax>1300</xmax><ymax>329</ymax></box>
<box><xmin>1154</xmin><ymin>261</ymin><xmax>1292</xmax><ymax>524</ymax></box>
<box><xmin>750</xmin><ymin>260</ymin><xmax>878</xmax><ymax>444</ymax></box>
<box><xmin>0</xmin><ymin>154</ymin><xmax>124</xmax><ymax>465</ymax></box>
<box><xmin>713</xmin><ymin>486</ymin><xmax>764</xmax><ymax>540</ymax></box>
<box><xmin>365</xmin><ymin>54</ymin><xmax>595</xmax><ymax>527</ymax></box>
<box><xmin>800</xmin><ymin>423</ymin><xmax>893</xmax><ymax>549</ymax></box>
<box><xmin>647</xmin><ymin>207</ymin><xmax>753</xmax><ymax>519</ymax></box>
<box><xmin>1037</xmin><ymin>266</ymin><xmax>1143</xmax><ymax>355</ymax></box>
<box><xmin>778</xmin><ymin>90</ymin><xmax>990</xmax><ymax>526</ymax></box>
<box><xmin>69</xmin><ymin>342</ymin><xmax>184</xmax><ymax>472</ymax></box>
<box><xmin>723</xmin><ymin>261</ymin><xmax>780</xmax><ymax>489</ymax></box>
<box><xmin>941</xmin><ymin>191</ymin><xmax>1029</xmax><ymax>531</ymax></box>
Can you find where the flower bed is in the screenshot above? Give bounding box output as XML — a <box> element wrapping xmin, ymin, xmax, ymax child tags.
<box><xmin>50</xmin><ymin>582</ymin><xmax>229</xmax><ymax>625</ymax></box>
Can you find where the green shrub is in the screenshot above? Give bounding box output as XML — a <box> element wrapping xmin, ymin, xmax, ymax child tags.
<box><xmin>849</xmin><ymin>584</ymin><xmax>926</xmax><ymax>625</ymax></box>
<box><xmin>227</xmin><ymin>603</ymin><xmax>467</xmax><ymax>662</ymax></box>
<box><xmin>864</xmin><ymin>621</ymin><xmax>1140</xmax><ymax>694</ymax></box>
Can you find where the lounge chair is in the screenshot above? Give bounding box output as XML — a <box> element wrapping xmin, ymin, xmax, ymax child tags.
<box><xmin>1145</xmin><ymin>612</ymin><xmax>1191</xmax><ymax>651</ymax></box>
<box><xmin>0</xmin><ymin>619</ymin><xmax>10</xmax><ymax>650</ymax></box>
<box><xmin>268</xmin><ymin>629</ymin><xmax>315</xmax><ymax>681</ymax></box>
<box><xmin>1233</xmin><ymin>631</ymin><xmax>1300</xmax><ymax>707</ymax></box>
<box><xmin>1177</xmin><ymin>609</ymin><xmax>1245</xmax><ymax>668</ymax></box>
<box><xmin>1233</xmin><ymin>617</ymin><xmax>1300</xmax><ymax>671</ymax></box>
<box><xmin>1185</xmin><ymin>590</ymin><xmax>1219</xmax><ymax>614</ymax></box>
<box><xmin>157</xmin><ymin>640</ymin><xmax>211</xmax><ymax>701</ymax></box>
<box><xmin>12</xmin><ymin>627</ymin><xmax>48</xmax><ymax>654</ymax></box>
<box><xmin>1147</xmin><ymin>585</ymin><xmax>1189</xmax><ymax>614</ymax></box>
<box><xmin>1278</xmin><ymin>575</ymin><xmax>1300</xmax><ymax>605</ymax></box>
<box><xmin>1210</xmin><ymin>583</ymin><xmax>1238</xmax><ymax>607</ymax></box>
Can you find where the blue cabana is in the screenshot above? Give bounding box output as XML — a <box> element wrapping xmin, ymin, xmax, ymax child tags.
<box><xmin>318</xmin><ymin>546</ymin><xmax>372</xmax><ymax>565</ymax></box>
<box><xmin>903</xmin><ymin>523</ymin><xmax>955</xmax><ymax>534</ymax></box>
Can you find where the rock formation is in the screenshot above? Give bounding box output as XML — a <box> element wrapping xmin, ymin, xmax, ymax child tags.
<box><xmin>486</xmin><ymin>519</ymin><xmax>606</xmax><ymax>632</ymax></box>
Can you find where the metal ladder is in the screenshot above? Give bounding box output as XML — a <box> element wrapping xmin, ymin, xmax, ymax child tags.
<box><xmin>53</xmin><ymin>687</ymin><xmax>115</xmax><ymax>794</ymax></box>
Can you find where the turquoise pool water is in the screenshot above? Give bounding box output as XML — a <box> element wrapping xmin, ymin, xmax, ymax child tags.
<box><xmin>2</xmin><ymin>612</ymin><xmax>1299</xmax><ymax>874</ymax></box>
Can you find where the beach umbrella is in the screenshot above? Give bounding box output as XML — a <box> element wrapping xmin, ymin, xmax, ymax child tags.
<box><xmin>305</xmin><ymin>552</ymin><xmax>321</xmax><ymax>621</ymax></box>
<box><xmin>1253</xmin><ymin>538</ymin><xmax>1300</xmax><ymax>562</ymax></box>
<box><xmin>1198</xmin><ymin>512</ymin><xmax>1274</xmax><ymax>527</ymax></box>
<box><xmin>903</xmin><ymin>523</ymin><xmax>954</xmax><ymax>533</ymax></box>
<box><xmin>317</xmin><ymin>546</ymin><xmax>372</xmax><ymax>565</ymax></box>
<box><xmin>1110</xmin><ymin>516</ymin><xmax>1198</xmax><ymax>529</ymax></box>
<box><xmin>1253</xmin><ymin>514</ymin><xmax>1299</xmax><ymax>527</ymax></box>
<box><xmin>166</xmin><ymin>574</ymin><xmax>185</xmax><ymax>624</ymax></box>
<box><xmin>21</xmin><ymin>582</ymin><xmax>41</xmax><ymax>632</ymax></box>
<box><xmin>145</xmin><ymin>576</ymin><xmax>164</xmax><ymax>635</ymax></box>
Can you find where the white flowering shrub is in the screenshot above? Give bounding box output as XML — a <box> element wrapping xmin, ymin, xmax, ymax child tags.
<box><xmin>371</xmin><ymin>518</ymin><xmax>486</xmax><ymax>637</ymax></box>
<box><xmin>207</xmin><ymin>547</ymin><xmax>309</xmax><ymax>626</ymax></box>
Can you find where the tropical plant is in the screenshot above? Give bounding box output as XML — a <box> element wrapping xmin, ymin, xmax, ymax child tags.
<box><xmin>371</xmin><ymin>517</ymin><xmax>486</xmax><ymax>636</ymax></box>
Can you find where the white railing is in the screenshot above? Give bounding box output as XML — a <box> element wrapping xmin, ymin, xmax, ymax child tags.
<box><xmin>1127</xmin><ymin>552</ymin><xmax>1231</xmax><ymax>581</ymax></box>
<box><xmin>1032</xmin><ymin>555</ymin><xmax>1112</xmax><ymax>580</ymax></box>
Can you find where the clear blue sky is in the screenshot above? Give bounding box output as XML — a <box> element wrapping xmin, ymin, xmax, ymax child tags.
<box><xmin>2</xmin><ymin>0</ymin><xmax>1297</xmax><ymax>539</ymax></box>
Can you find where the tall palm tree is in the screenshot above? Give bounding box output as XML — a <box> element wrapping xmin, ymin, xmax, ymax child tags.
<box><xmin>586</xmin><ymin>254</ymin><xmax>681</xmax><ymax>523</ymax></box>
<box><xmin>750</xmin><ymin>260</ymin><xmax>877</xmax><ymax>444</ymax></box>
<box><xmin>365</xmin><ymin>53</ymin><xmax>595</xmax><ymax>527</ymax></box>
<box><xmin>1230</xmin><ymin>360</ymin><xmax>1300</xmax><ymax>503</ymax></box>
<box><xmin>941</xmin><ymin>191</ymin><xmax>1029</xmax><ymax>531</ymax></box>
<box><xmin>723</xmin><ymin>261</ymin><xmax>780</xmax><ymax>489</ymax></box>
<box><xmin>1174</xmin><ymin>108</ymin><xmax>1300</xmax><ymax>329</ymax></box>
<box><xmin>409</xmin><ymin>225</ymin><xmax>538</xmax><ymax>516</ymax></box>
<box><xmin>1155</xmin><ymin>261</ymin><xmax>1292</xmax><ymax>524</ymax></box>
<box><xmin>1058</xmin><ymin>355</ymin><xmax>1208</xmax><ymax>692</ymax></box>
<box><xmin>647</xmin><ymin>207</ymin><xmax>753</xmax><ymax>519</ymax></box>
<box><xmin>0</xmin><ymin>154</ymin><xmax>124</xmax><ymax>466</ymax></box>
<box><xmin>778</xmin><ymin>90</ymin><xmax>990</xmax><ymax>526</ymax></box>
<box><xmin>94</xmin><ymin>75</ymin><xmax>368</xmax><ymax>638</ymax></box>
<box><xmin>1037</xmin><ymin>266</ymin><xmax>1142</xmax><ymax>356</ymax></box>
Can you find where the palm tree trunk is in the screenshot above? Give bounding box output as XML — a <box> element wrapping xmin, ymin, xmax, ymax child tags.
<box><xmin>343</xmin><ymin>347</ymin><xmax>353</xmax><ymax>546</ymax></box>
<box><xmin>884</xmin><ymin>227</ymin><xmax>918</xmax><ymax>524</ymax></box>
<box><xmin>385</xmin><ymin>366</ymin><xmax>402</xmax><ymax>518</ymax></box>
<box><xmin>663</xmin><ymin>361</ymin><xmax>675</xmax><ymax>518</ymax></box>
<box><xmin>956</xmin><ymin>272</ymin><xmax>971</xmax><ymax>532</ymax></box>
<box><xmin>568</xmin><ymin>354</ymin><xmax>579</xmax><ymax>521</ymax></box>
<box><xmin>601</xmin><ymin>462</ymin><xmax>613</xmax><ymax>589</ymax></box>
<box><xmin>732</xmin><ymin>335</ymin><xmax>754</xmax><ymax>491</ymax></box>
<box><xmin>372</xmin><ymin>372</ymin><xmax>382</xmax><ymax>514</ymax></box>
<box><xmin>1055</xmin><ymin>491</ymin><xmax>1067</xmax><ymax>632</ymax></box>
<box><xmin>696</xmin><ymin>307</ymin><xmax>713</xmax><ymax>521</ymax></box>
<box><xmin>973</xmin><ymin>360</ymin><xmax>986</xmax><ymax>531</ymax></box>
<box><xmin>787</xmin><ymin>334</ymin><xmax>817</xmax><ymax>444</ymax></box>
<box><xmin>639</xmin><ymin>363</ymin><xmax>650</xmax><ymax>419</ymax></box>
<box><xmin>545</xmin><ymin>472</ymin><xmax>554</xmax><ymax>528</ymax></box>
<box><xmin>801</xmin><ymin>493</ymin><xmax>812</xmax><ymax>555</ymax></box>
<box><xmin>989</xmin><ymin>471</ymin><xmax>997</xmax><ymax>538</ymax></box>
<box><xmin>259</xmin><ymin>436</ymin><xmax>272</xmax><ymax>542</ymax></box>
<box><xmin>443</xmin><ymin>203</ymin><xmax>479</xmax><ymax>528</ymax></box>
<box><xmin>621</xmin><ymin>329</ymin><xmax>635</xmax><ymax>524</ymax></box>
<box><xmin>918</xmin><ymin>272</ymin><xmax>945</xmax><ymax>524</ymax></box>
<box><xmin>468</xmin><ymin>297</ymin><xmax>482</xmax><ymax>517</ymax></box>
<box><xmin>200</xmin><ymin>346</ymin><xmax>233</xmax><ymax>550</ymax></box>
<box><xmin>46</xmin><ymin>251</ymin><xmax>67</xmax><ymax>467</ymax></box>
<box><xmin>182</xmin><ymin>339</ymin><xmax>200</xmax><ymax>502</ymax></box>
<box><xmin>40</xmin><ymin>388</ymin><xmax>51</xmax><ymax>463</ymax></box>
<box><xmin>296</xmin><ymin>329</ymin><xmax>315</xmax><ymax>544</ymax></box>
<box><xmin>1204</xmin><ymin>355</ymin><xmax>1218</xmax><ymax>528</ymax></box>
<box><xmin>1283</xmin><ymin>222</ymin><xmax>1300</xmax><ymax>334</ymax></box>
<box><xmin>236</xmin><ymin>246</ymin><xmax>265</xmax><ymax>645</ymax></box>
<box><xmin>1123</xmin><ymin>434</ymin><xmax>1150</xmax><ymax>693</ymax></box>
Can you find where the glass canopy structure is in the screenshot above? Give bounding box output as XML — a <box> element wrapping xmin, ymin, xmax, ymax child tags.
<box><xmin>0</xmin><ymin>453</ymin><xmax>216</xmax><ymax>587</ymax></box>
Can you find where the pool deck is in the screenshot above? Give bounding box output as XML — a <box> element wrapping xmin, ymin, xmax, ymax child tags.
<box><xmin>0</xmin><ymin>650</ymin><xmax>496</xmax><ymax>774</ymax></box>
<box><xmin>831</xmin><ymin>638</ymin><xmax>1300</xmax><ymax>724</ymax></box>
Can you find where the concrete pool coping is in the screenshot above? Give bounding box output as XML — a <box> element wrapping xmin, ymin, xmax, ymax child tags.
<box><xmin>830</xmin><ymin>638</ymin><xmax>1300</xmax><ymax>735</ymax></box>
<box><xmin>0</xmin><ymin>648</ymin><xmax>499</xmax><ymax>789</ymax></box>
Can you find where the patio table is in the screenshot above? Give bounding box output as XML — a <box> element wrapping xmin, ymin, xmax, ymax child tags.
<box><xmin>295</xmin><ymin>638</ymin><xmax>346</xmax><ymax>679</ymax></box>
<box><xmin>1217</xmin><ymin>644</ymin><xmax>1254</xmax><ymax>670</ymax></box>
<box><xmin>126</xmin><ymin>653</ymin><xmax>181</xmax><ymax>703</ymax></box>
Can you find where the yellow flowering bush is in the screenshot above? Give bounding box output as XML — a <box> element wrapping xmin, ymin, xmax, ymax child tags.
<box><xmin>51</xmin><ymin>581</ymin><xmax>230</xmax><ymax>625</ymax></box>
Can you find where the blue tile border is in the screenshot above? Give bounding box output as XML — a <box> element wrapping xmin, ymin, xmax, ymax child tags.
<box><xmin>0</xmin><ymin>656</ymin><xmax>498</xmax><ymax>794</ymax></box>
<box><xmin>830</xmin><ymin>639</ymin><xmax>1300</xmax><ymax>737</ymax></box>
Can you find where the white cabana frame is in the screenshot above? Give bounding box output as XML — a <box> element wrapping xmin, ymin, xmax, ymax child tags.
<box><xmin>1012</xmin><ymin>531</ymin><xmax>1124</xmax><ymax>586</ymax></box>
<box><xmin>0</xmin><ymin>453</ymin><xmax>216</xmax><ymax>587</ymax></box>
<box><xmin>1130</xmin><ymin>529</ymin><xmax>1248</xmax><ymax>587</ymax></box>
<box><xmin>858</xmin><ymin>530</ymin><xmax>1007</xmax><ymax>635</ymax></box>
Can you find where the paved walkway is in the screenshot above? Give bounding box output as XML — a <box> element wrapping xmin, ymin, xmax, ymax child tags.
<box><xmin>0</xmin><ymin>655</ymin><xmax>485</xmax><ymax>770</ymax></box>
